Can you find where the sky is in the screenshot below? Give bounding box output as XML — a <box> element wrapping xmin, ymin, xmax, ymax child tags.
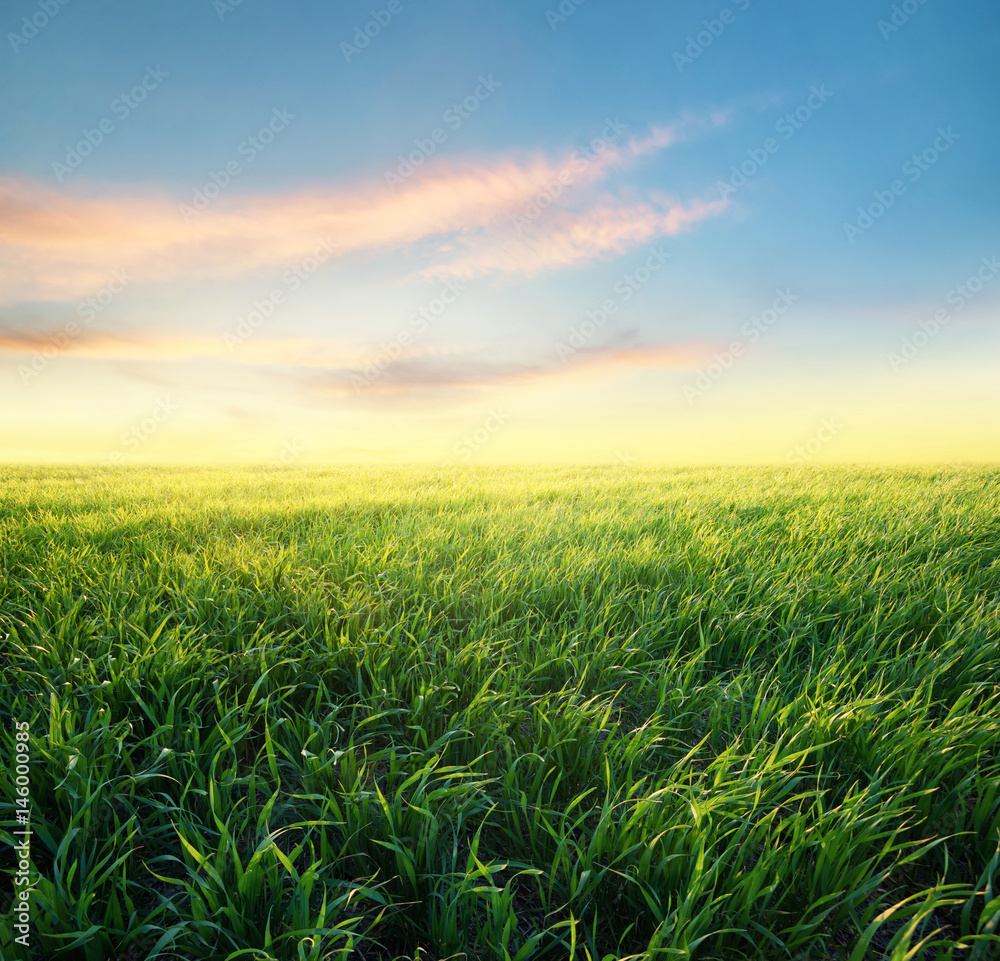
<box><xmin>1</xmin><ymin>0</ymin><xmax>998</xmax><ymax>465</ymax></box>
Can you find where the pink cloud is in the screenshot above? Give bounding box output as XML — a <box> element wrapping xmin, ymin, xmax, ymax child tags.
<box><xmin>0</xmin><ymin>325</ymin><xmax>711</xmax><ymax>402</ymax></box>
<box><xmin>429</xmin><ymin>196</ymin><xmax>729</xmax><ymax>279</ymax></box>
<box><xmin>0</xmin><ymin>114</ymin><xmax>729</xmax><ymax>301</ymax></box>
<box><xmin>0</xmin><ymin>326</ymin><xmax>375</xmax><ymax>369</ymax></box>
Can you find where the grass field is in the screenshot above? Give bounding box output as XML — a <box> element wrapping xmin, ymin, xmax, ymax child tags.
<box><xmin>1</xmin><ymin>465</ymin><xmax>999</xmax><ymax>961</ymax></box>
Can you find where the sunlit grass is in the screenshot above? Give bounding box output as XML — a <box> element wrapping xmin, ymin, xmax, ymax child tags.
<box><xmin>1</xmin><ymin>464</ymin><xmax>998</xmax><ymax>959</ymax></box>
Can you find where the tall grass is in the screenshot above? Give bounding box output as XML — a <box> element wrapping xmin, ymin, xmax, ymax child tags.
<box><xmin>1</xmin><ymin>465</ymin><xmax>998</xmax><ymax>960</ymax></box>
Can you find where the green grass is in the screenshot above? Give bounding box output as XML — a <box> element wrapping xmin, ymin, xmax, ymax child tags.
<box><xmin>1</xmin><ymin>464</ymin><xmax>998</xmax><ymax>961</ymax></box>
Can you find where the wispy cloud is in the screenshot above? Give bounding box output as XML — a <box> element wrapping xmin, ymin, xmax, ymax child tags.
<box><xmin>428</xmin><ymin>196</ymin><xmax>729</xmax><ymax>280</ymax></box>
<box><xmin>295</xmin><ymin>340</ymin><xmax>712</xmax><ymax>409</ymax></box>
<box><xmin>0</xmin><ymin>325</ymin><xmax>711</xmax><ymax>405</ymax></box>
<box><xmin>0</xmin><ymin>325</ymin><xmax>374</xmax><ymax>368</ymax></box>
<box><xmin>0</xmin><ymin>113</ymin><xmax>729</xmax><ymax>302</ymax></box>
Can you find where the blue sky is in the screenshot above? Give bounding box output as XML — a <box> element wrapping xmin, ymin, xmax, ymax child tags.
<box><xmin>2</xmin><ymin>0</ymin><xmax>998</xmax><ymax>463</ymax></box>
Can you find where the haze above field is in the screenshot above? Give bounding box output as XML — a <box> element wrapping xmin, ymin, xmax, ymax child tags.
<box><xmin>1</xmin><ymin>0</ymin><xmax>998</xmax><ymax>464</ymax></box>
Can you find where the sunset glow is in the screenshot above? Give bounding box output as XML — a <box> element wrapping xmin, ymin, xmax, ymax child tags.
<box><xmin>3</xmin><ymin>1</ymin><xmax>997</xmax><ymax>464</ymax></box>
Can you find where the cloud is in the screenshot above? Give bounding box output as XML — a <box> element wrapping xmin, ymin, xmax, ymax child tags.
<box><xmin>429</xmin><ymin>196</ymin><xmax>729</xmax><ymax>280</ymax></box>
<box><xmin>0</xmin><ymin>113</ymin><xmax>729</xmax><ymax>302</ymax></box>
<box><xmin>0</xmin><ymin>324</ymin><xmax>375</xmax><ymax>368</ymax></box>
<box><xmin>299</xmin><ymin>340</ymin><xmax>711</xmax><ymax>407</ymax></box>
<box><xmin>0</xmin><ymin>324</ymin><xmax>710</xmax><ymax>405</ymax></box>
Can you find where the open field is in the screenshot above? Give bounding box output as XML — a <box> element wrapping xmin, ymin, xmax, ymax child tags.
<box><xmin>1</xmin><ymin>465</ymin><xmax>999</xmax><ymax>960</ymax></box>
